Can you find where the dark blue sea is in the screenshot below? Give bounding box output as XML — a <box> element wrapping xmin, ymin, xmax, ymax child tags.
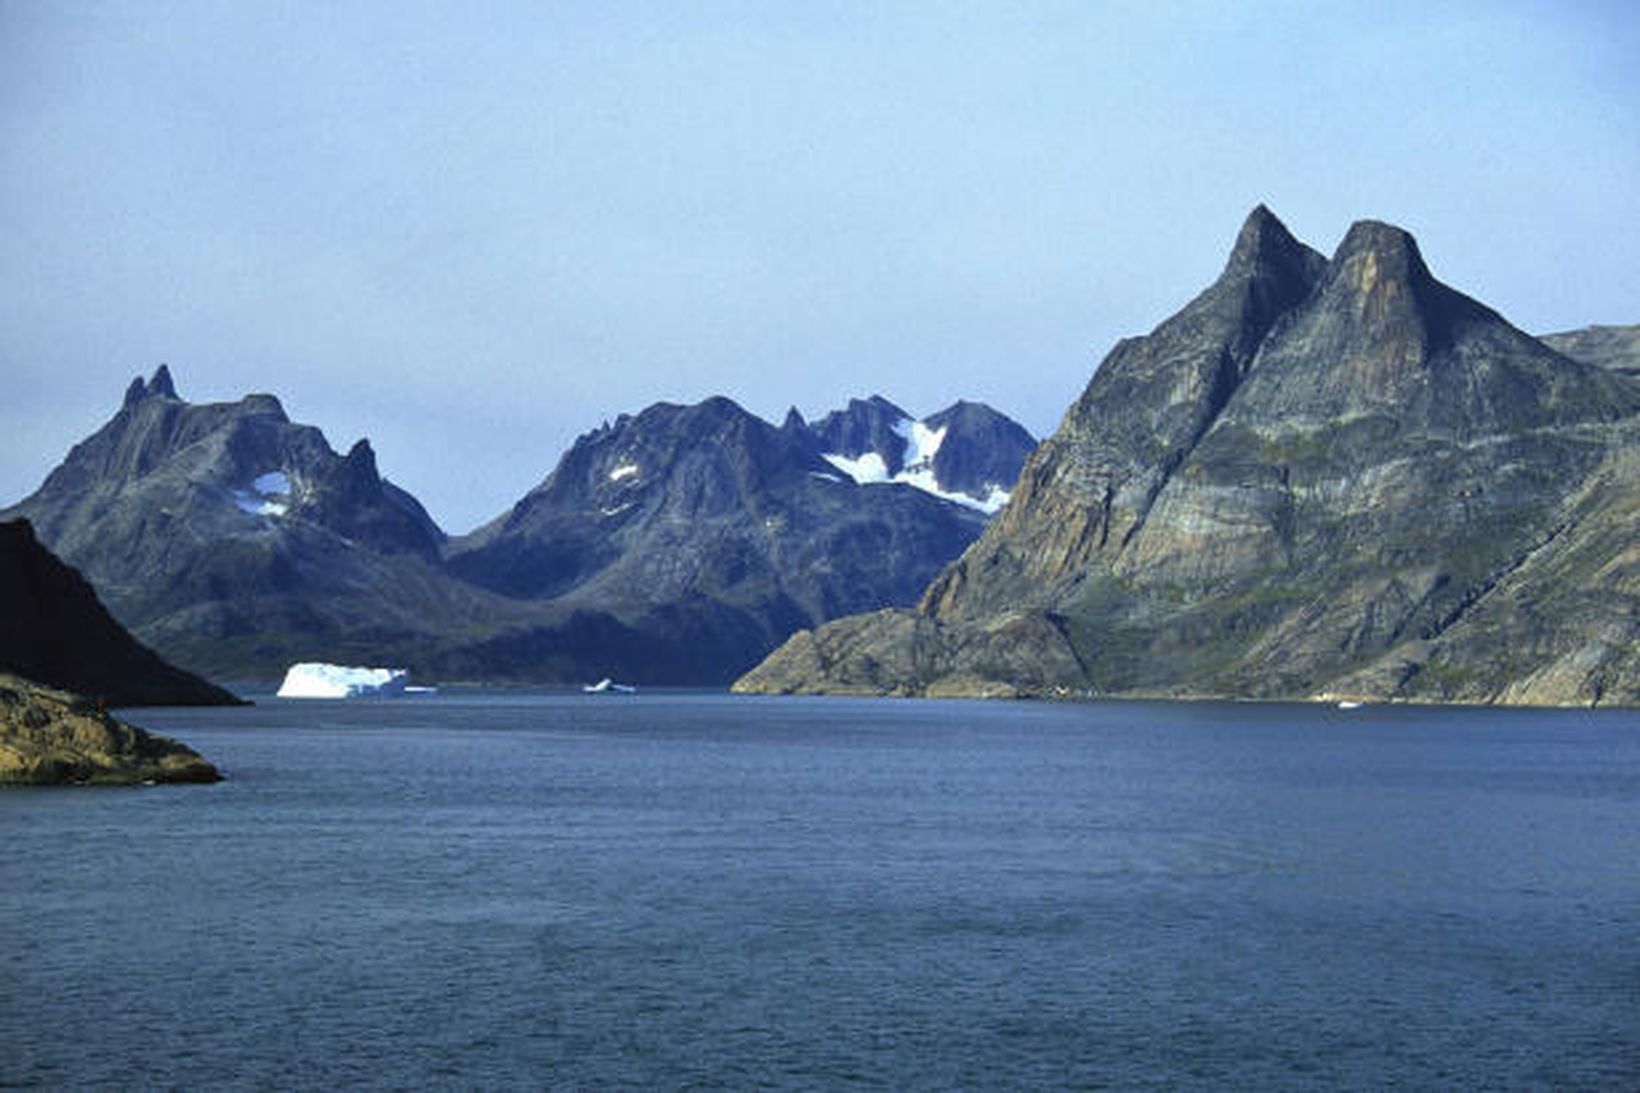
<box><xmin>3</xmin><ymin>692</ymin><xmax>1637</xmax><ymax>1089</ymax></box>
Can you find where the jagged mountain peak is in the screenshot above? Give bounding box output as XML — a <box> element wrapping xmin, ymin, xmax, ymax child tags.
<box><xmin>1320</xmin><ymin>218</ymin><xmax>1452</xmax><ymax>331</ymax></box>
<box><xmin>1224</xmin><ymin>204</ymin><xmax>1313</xmax><ymax>274</ymax></box>
<box><xmin>122</xmin><ymin>364</ymin><xmax>180</xmax><ymax>408</ymax></box>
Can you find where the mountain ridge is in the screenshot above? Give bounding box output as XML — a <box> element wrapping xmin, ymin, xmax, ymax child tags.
<box><xmin>6</xmin><ymin>371</ymin><xmax>1033</xmax><ymax>685</ymax></box>
<box><xmin>737</xmin><ymin>208</ymin><xmax>1640</xmax><ymax>706</ymax></box>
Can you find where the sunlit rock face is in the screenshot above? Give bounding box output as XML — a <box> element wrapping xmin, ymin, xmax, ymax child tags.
<box><xmin>738</xmin><ymin>208</ymin><xmax>1640</xmax><ymax>707</ymax></box>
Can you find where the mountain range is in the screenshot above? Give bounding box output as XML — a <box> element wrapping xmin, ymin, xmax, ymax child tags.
<box><xmin>735</xmin><ymin>207</ymin><xmax>1640</xmax><ymax>707</ymax></box>
<box><xmin>2</xmin><ymin>371</ymin><xmax>1032</xmax><ymax>685</ymax></box>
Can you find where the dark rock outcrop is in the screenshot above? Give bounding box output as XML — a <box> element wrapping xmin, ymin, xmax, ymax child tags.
<box><xmin>0</xmin><ymin>518</ymin><xmax>241</xmax><ymax>706</ymax></box>
<box><xmin>736</xmin><ymin>208</ymin><xmax>1640</xmax><ymax>706</ymax></box>
<box><xmin>0</xmin><ymin>674</ymin><xmax>221</xmax><ymax>785</ymax></box>
<box><xmin>920</xmin><ymin>401</ymin><xmax>1039</xmax><ymax>502</ymax></box>
<box><xmin>811</xmin><ymin>396</ymin><xmax>920</xmax><ymax>475</ymax></box>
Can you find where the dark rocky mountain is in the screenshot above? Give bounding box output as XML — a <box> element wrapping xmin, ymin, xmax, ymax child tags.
<box><xmin>805</xmin><ymin>395</ymin><xmax>1036</xmax><ymax>512</ymax></box>
<box><xmin>922</xmin><ymin>400</ymin><xmax>1041</xmax><ymax>502</ymax></box>
<box><xmin>736</xmin><ymin>207</ymin><xmax>1640</xmax><ymax>706</ymax></box>
<box><xmin>7</xmin><ymin>373</ymin><xmax>1023</xmax><ymax>685</ymax></box>
<box><xmin>1539</xmin><ymin>324</ymin><xmax>1640</xmax><ymax>377</ymax></box>
<box><xmin>810</xmin><ymin>395</ymin><xmax>918</xmax><ymax>474</ymax></box>
<box><xmin>0</xmin><ymin>518</ymin><xmax>242</xmax><ymax>706</ymax></box>
<box><xmin>445</xmin><ymin>396</ymin><xmax>989</xmax><ymax>682</ymax></box>
<box><xmin>0</xmin><ymin>674</ymin><xmax>221</xmax><ymax>785</ymax></box>
<box><xmin>0</xmin><ymin>367</ymin><xmax>538</xmax><ymax>681</ymax></box>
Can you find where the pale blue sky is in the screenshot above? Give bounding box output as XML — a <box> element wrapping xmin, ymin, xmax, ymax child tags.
<box><xmin>3</xmin><ymin>1</ymin><xmax>1636</xmax><ymax>532</ymax></box>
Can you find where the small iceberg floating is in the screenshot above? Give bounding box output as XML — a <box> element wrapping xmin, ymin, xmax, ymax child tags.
<box><xmin>1336</xmin><ymin>700</ymin><xmax>1363</xmax><ymax>710</ymax></box>
<box><xmin>277</xmin><ymin>662</ymin><xmax>412</xmax><ymax>699</ymax></box>
<box><xmin>583</xmin><ymin>678</ymin><xmax>637</xmax><ymax>695</ymax></box>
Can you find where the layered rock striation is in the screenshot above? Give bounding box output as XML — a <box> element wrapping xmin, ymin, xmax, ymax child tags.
<box><xmin>736</xmin><ymin>208</ymin><xmax>1640</xmax><ymax>706</ymax></box>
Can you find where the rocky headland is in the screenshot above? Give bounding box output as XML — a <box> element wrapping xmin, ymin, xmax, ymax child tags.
<box><xmin>0</xmin><ymin>674</ymin><xmax>221</xmax><ymax>785</ymax></box>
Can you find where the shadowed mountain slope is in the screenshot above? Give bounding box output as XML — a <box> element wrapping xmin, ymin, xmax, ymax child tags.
<box><xmin>0</xmin><ymin>517</ymin><xmax>242</xmax><ymax>706</ymax></box>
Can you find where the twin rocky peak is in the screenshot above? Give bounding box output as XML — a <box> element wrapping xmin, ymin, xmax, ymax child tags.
<box><xmin>737</xmin><ymin>206</ymin><xmax>1640</xmax><ymax>706</ymax></box>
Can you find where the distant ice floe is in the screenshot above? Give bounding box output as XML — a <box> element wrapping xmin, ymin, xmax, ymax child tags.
<box><xmin>821</xmin><ymin>416</ymin><xmax>1009</xmax><ymax>514</ymax></box>
<box><xmin>233</xmin><ymin>469</ymin><xmax>292</xmax><ymax>517</ymax></box>
<box><xmin>277</xmin><ymin>662</ymin><xmax>411</xmax><ymax>698</ymax></box>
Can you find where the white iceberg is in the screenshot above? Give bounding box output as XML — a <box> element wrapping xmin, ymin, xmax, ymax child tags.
<box><xmin>583</xmin><ymin>677</ymin><xmax>636</xmax><ymax>694</ymax></box>
<box><xmin>277</xmin><ymin>662</ymin><xmax>411</xmax><ymax>699</ymax></box>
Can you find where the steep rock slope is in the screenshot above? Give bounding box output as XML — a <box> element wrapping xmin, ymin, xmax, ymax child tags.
<box><xmin>446</xmin><ymin>397</ymin><xmax>988</xmax><ymax>682</ymax></box>
<box><xmin>0</xmin><ymin>518</ymin><xmax>242</xmax><ymax>706</ymax></box>
<box><xmin>737</xmin><ymin>208</ymin><xmax>1640</xmax><ymax>705</ymax></box>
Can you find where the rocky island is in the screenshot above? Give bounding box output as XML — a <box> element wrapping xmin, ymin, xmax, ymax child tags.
<box><xmin>0</xmin><ymin>674</ymin><xmax>221</xmax><ymax>785</ymax></box>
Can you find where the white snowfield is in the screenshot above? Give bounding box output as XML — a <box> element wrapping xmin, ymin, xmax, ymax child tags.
<box><xmin>821</xmin><ymin>415</ymin><xmax>1010</xmax><ymax>515</ymax></box>
<box><xmin>277</xmin><ymin>662</ymin><xmax>410</xmax><ymax>698</ymax></box>
<box><xmin>608</xmin><ymin>463</ymin><xmax>640</xmax><ymax>482</ymax></box>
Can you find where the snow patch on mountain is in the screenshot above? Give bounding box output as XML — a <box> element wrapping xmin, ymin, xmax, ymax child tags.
<box><xmin>609</xmin><ymin>463</ymin><xmax>639</xmax><ymax>482</ymax></box>
<box><xmin>821</xmin><ymin>414</ymin><xmax>1006</xmax><ymax>513</ymax></box>
<box><xmin>822</xmin><ymin>451</ymin><xmax>891</xmax><ymax>484</ymax></box>
<box><xmin>896</xmin><ymin>418</ymin><xmax>947</xmax><ymax>473</ymax></box>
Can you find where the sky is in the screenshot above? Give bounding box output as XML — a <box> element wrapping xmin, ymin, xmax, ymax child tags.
<box><xmin>3</xmin><ymin>1</ymin><xmax>1637</xmax><ymax>533</ymax></box>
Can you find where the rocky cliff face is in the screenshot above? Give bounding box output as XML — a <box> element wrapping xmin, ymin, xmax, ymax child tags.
<box><xmin>736</xmin><ymin>208</ymin><xmax>1640</xmax><ymax>706</ymax></box>
<box><xmin>0</xmin><ymin>518</ymin><xmax>241</xmax><ymax>706</ymax></box>
<box><xmin>446</xmin><ymin>396</ymin><xmax>988</xmax><ymax>682</ymax></box>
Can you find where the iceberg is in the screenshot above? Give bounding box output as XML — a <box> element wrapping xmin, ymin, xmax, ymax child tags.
<box><xmin>583</xmin><ymin>678</ymin><xmax>636</xmax><ymax>694</ymax></box>
<box><xmin>276</xmin><ymin>662</ymin><xmax>412</xmax><ymax>699</ymax></box>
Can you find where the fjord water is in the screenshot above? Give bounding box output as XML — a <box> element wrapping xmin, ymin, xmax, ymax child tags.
<box><xmin>3</xmin><ymin>694</ymin><xmax>1636</xmax><ymax>1089</ymax></box>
